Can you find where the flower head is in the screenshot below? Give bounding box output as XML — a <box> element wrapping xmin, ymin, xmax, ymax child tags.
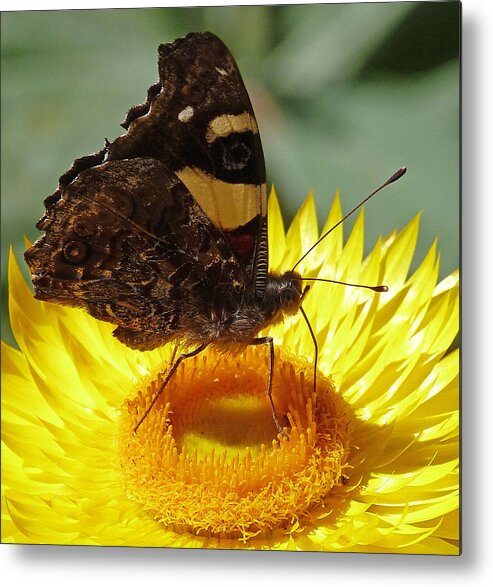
<box><xmin>1</xmin><ymin>189</ymin><xmax>459</xmax><ymax>552</ymax></box>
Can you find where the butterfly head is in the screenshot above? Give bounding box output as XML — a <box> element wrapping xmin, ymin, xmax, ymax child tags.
<box><xmin>261</xmin><ymin>271</ymin><xmax>305</xmax><ymax>321</ymax></box>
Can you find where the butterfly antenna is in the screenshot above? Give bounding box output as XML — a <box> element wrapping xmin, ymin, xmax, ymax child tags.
<box><xmin>299</xmin><ymin>276</ymin><xmax>388</xmax><ymax>292</ymax></box>
<box><xmin>291</xmin><ymin>167</ymin><xmax>407</xmax><ymax>273</ymax></box>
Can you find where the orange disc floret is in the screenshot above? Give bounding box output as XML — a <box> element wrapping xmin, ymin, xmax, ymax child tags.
<box><xmin>119</xmin><ymin>346</ymin><xmax>351</xmax><ymax>540</ymax></box>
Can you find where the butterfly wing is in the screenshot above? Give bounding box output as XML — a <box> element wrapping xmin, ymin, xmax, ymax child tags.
<box><xmin>25</xmin><ymin>158</ymin><xmax>244</xmax><ymax>350</ymax></box>
<box><xmin>110</xmin><ymin>31</ymin><xmax>268</xmax><ymax>297</ymax></box>
<box><xmin>25</xmin><ymin>32</ymin><xmax>269</xmax><ymax>350</ymax></box>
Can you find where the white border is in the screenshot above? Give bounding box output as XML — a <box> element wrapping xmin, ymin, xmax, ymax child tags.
<box><xmin>2</xmin><ymin>0</ymin><xmax>492</xmax><ymax>585</ymax></box>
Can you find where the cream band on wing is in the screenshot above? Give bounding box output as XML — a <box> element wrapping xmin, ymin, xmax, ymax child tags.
<box><xmin>176</xmin><ymin>167</ymin><xmax>266</xmax><ymax>230</ymax></box>
<box><xmin>205</xmin><ymin>112</ymin><xmax>259</xmax><ymax>144</ymax></box>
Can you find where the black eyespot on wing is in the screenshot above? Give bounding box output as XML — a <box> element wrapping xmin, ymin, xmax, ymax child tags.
<box><xmin>63</xmin><ymin>240</ymin><xmax>90</xmax><ymax>264</ymax></box>
<box><xmin>221</xmin><ymin>139</ymin><xmax>251</xmax><ymax>171</ymax></box>
<box><xmin>209</xmin><ymin>132</ymin><xmax>259</xmax><ymax>182</ymax></box>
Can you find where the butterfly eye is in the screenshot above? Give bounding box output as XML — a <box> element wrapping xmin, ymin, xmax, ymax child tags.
<box><xmin>280</xmin><ymin>287</ymin><xmax>299</xmax><ymax>311</ymax></box>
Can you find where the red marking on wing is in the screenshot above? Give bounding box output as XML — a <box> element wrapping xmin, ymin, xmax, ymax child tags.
<box><xmin>226</xmin><ymin>232</ymin><xmax>256</xmax><ymax>262</ymax></box>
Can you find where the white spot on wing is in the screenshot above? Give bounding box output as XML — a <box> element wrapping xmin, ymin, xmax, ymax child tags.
<box><xmin>215</xmin><ymin>67</ymin><xmax>228</xmax><ymax>76</ymax></box>
<box><xmin>178</xmin><ymin>106</ymin><xmax>194</xmax><ymax>123</ymax></box>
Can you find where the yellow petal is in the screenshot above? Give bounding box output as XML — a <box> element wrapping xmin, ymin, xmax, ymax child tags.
<box><xmin>267</xmin><ymin>186</ymin><xmax>286</xmax><ymax>271</ymax></box>
<box><xmin>2</xmin><ymin>188</ymin><xmax>459</xmax><ymax>553</ymax></box>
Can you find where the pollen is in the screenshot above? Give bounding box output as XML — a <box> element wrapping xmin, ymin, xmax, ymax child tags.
<box><xmin>119</xmin><ymin>346</ymin><xmax>352</xmax><ymax>541</ymax></box>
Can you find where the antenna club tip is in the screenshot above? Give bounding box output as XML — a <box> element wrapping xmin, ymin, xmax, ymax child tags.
<box><xmin>375</xmin><ymin>285</ymin><xmax>389</xmax><ymax>293</ymax></box>
<box><xmin>388</xmin><ymin>167</ymin><xmax>407</xmax><ymax>184</ymax></box>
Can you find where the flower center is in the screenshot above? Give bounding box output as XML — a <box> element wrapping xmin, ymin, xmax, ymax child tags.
<box><xmin>119</xmin><ymin>346</ymin><xmax>351</xmax><ymax>541</ymax></box>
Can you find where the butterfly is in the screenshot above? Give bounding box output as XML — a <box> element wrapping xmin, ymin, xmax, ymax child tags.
<box><xmin>24</xmin><ymin>32</ymin><xmax>405</xmax><ymax>435</ymax></box>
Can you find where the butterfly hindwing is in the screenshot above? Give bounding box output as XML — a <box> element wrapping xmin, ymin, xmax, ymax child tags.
<box><xmin>25</xmin><ymin>158</ymin><xmax>244</xmax><ymax>350</ymax></box>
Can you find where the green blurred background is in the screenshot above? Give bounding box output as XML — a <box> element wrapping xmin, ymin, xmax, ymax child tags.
<box><xmin>1</xmin><ymin>2</ymin><xmax>459</xmax><ymax>347</ymax></box>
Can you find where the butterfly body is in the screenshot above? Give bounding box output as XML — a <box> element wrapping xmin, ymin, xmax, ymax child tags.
<box><xmin>155</xmin><ymin>270</ymin><xmax>303</xmax><ymax>354</ymax></box>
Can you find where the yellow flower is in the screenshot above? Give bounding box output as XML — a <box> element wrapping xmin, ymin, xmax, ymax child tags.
<box><xmin>1</xmin><ymin>189</ymin><xmax>459</xmax><ymax>553</ymax></box>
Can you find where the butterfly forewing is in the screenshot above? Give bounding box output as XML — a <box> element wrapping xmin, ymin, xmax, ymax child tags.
<box><xmin>108</xmin><ymin>32</ymin><xmax>268</xmax><ymax>291</ymax></box>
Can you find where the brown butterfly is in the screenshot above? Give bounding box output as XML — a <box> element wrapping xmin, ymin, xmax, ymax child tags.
<box><xmin>25</xmin><ymin>32</ymin><xmax>405</xmax><ymax>434</ymax></box>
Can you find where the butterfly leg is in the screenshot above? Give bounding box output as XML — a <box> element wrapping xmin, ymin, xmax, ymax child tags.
<box><xmin>133</xmin><ymin>343</ymin><xmax>208</xmax><ymax>433</ymax></box>
<box><xmin>299</xmin><ymin>305</ymin><xmax>318</xmax><ymax>395</ymax></box>
<box><xmin>250</xmin><ymin>336</ymin><xmax>287</xmax><ymax>438</ymax></box>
